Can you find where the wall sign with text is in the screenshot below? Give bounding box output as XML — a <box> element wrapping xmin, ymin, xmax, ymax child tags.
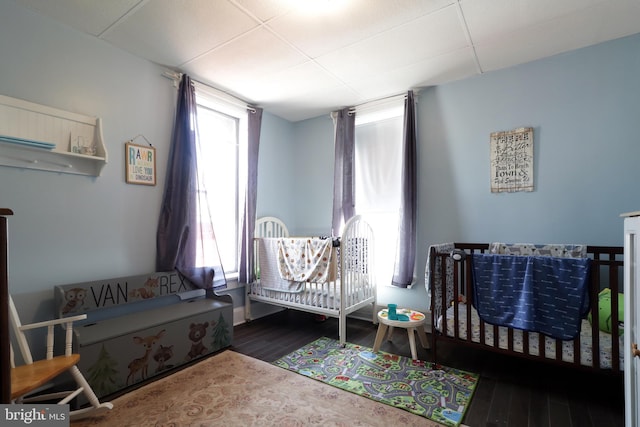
<box><xmin>490</xmin><ymin>127</ymin><xmax>534</xmax><ymax>193</ymax></box>
<box><xmin>125</xmin><ymin>142</ymin><xmax>156</xmax><ymax>186</ymax></box>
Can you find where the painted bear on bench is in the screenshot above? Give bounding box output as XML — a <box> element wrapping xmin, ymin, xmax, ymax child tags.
<box><xmin>185</xmin><ymin>321</ymin><xmax>209</xmax><ymax>361</ymax></box>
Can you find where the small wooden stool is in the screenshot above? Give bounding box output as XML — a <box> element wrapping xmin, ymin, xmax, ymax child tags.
<box><xmin>372</xmin><ymin>307</ymin><xmax>429</xmax><ymax>360</ymax></box>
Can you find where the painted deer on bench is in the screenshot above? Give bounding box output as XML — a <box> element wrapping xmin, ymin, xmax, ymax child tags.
<box><xmin>126</xmin><ymin>329</ymin><xmax>166</xmax><ymax>385</ymax></box>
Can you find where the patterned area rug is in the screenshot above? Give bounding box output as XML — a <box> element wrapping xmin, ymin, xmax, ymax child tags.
<box><xmin>274</xmin><ymin>337</ymin><xmax>479</xmax><ymax>427</ymax></box>
<box><xmin>71</xmin><ymin>350</ymin><xmax>444</xmax><ymax>427</ymax></box>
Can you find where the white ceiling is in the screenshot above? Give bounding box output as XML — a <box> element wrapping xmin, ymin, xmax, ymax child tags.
<box><xmin>13</xmin><ymin>0</ymin><xmax>640</xmax><ymax>122</ymax></box>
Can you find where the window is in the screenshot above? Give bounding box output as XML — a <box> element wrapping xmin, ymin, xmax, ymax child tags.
<box><xmin>194</xmin><ymin>85</ymin><xmax>248</xmax><ymax>278</ymax></box>
<box><xmin>354</xmin><ymin>103</ymin><xmax>404</xmax><ymax>286</ymax></box>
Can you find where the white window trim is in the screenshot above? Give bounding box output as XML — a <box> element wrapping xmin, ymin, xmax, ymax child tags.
<box><xmin>194</xmin><ymin>82</ymin><xmax>249</xmax><ymax>277</ymax></box>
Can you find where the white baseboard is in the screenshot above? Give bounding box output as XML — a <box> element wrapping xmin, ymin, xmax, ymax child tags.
<box><xmin>233</xmin><ymin>306</ymin><xmax>245</xmax><ymax>326</ymax></box>
<box><xmin>234</xmin><ymin>303</ymin><xmax>432</xmax><ymax>332</ymax></box>
<box><xmin>233</xmin><ymin>302</ymin><xmax>284</xmax><ymax>326</ymax></box>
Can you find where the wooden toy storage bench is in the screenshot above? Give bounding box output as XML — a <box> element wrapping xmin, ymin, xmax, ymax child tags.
<box><xmin>54</xmin><ymin>271</ymin><xmax>233</xmax><ymax>401</ymax></box>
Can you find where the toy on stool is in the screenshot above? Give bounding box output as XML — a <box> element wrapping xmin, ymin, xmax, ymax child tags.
<box><xmin>388</xmin><ymin>303</ymin><xmax>397</xmax><ymax>320</ymax></box>
<box><xmin>387</xmin><ymin>304</ymin><xmax>409</xmax><ymax>321</ymax></box>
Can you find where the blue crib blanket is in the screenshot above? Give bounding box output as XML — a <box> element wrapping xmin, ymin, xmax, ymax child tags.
<box><xmin>471</xmin><ymin>254</ymin><xmax>591</xmax><ymax>340</ymax></box>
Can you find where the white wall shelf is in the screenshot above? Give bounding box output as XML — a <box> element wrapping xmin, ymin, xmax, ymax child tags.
<box><xmin>0</xmin><ymin>94</ymin><xmax>107</xmax><ymax>176</ymax></box>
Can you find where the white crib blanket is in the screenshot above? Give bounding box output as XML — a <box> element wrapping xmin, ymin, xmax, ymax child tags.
<box><xmin>258</xmin><ymin>238</ymin><xmax>304</xmax><ymax>293</ymax></box>
<box><xmin>277</xmin><ymin>237</ymin><xmax>337</xmax><ymax>282</ymax></box>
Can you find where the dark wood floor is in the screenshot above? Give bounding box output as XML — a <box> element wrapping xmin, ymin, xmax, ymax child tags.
<box><xmin>230</xmin><ymin>309</ymin><xmax>624</xmax><ymax>427</ymax></box>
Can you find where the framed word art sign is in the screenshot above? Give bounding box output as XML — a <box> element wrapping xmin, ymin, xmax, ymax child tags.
<box><xmin>489</xmin><ymin>127</ymin><xmax>534</xmax><ymax>193</ymax></box>
<box><xmin>125</xmin><ymin>142</ymin><xmax>156</xmax><ymax>186</ymax></box>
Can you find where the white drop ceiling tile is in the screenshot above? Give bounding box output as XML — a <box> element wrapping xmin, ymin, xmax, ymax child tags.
<box><xmin>263</xmin><ymin>104</ymin><xmax>329</xmax><ymax>123</ymax></box>
<box><xmin>347</xmin><ymin>47</ymin><xmax>479</xmax><ymax>96</ymax></box>
<box><xmin>475</xmin><ymin>36</ymin><xmax>566</xmax><ymax>74</ymax></box>
<box><xmin>583</xmin><ymin>0</ymin><xmax>640</xmax><ymax>42</ymax></box>
<box><xmin>11</xmin><ymin>0</ymin><xmax>640</xmax><ymax>122</ymax></box>
<box><xmin>274</xmin><ymin>88</ymin><xmax>360</xmax><ymax>113</ymax></box>
<box><xmin>14</xmin><ymin>0</ymin><xmax>143</xmax><ymax>36</ymax></box>
<box><xmin>268</xmin><ymin>0</ymin><xmax>455</xmax><ymax>58</ymax></box>
<box><xmin>316</xmin><ymin>6</ymin><xmax>467</xmax><ymax>83</ymax></box>
<box><xmin>237</xmin><ymin>61</ymin><xmax>347</xmax><ymax>103</ymax></box>
<box><xmin>184</xmin><ymin>27</ymin><xmax>309</xmax><ymax>92</ymax></box>
<box><xmin>102</xmin><ymin>0</ymin><xmax>259</xmax><ymax>66</ymax></box>
<box><xmin>263</xmin><ymin>86</ymin><xmax>364</xmax><ymax>122</ymax></box>
<box><xmin>462</xmin><ymin>0</ymin><xmax>612</xmax><ymax>44</ymax></box>
<box><xmin>231</xmin><ymin>0</ymin><xmax>296</xmax><ymax>22</ymax></box>
<box><xmin>344</xmin><ymin>80</ymin><xmax>409</xmax><ymax>106</ymax></box>
<box><xmin>475</xmin><ymin>0</ymin><xmax>640</xmax><ymax>73</ymax></box>
<box><xmin>474</xmin><ymin>18</ymin><xmax>592</xmax><ymax>73</ymax></box>
<box><xmin>412</xmin><ymin>48</ymin><xmax>481</xmax><ymax>87</ymax></box>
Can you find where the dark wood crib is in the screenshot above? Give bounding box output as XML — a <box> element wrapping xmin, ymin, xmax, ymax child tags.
<box><xmin>427</xmin><ymin>243</ymin><xmax>624</xmax><ymax>374</ymax></box>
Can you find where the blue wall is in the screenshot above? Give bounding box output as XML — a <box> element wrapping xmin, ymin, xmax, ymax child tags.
<box><xmin>2</xmin><ymin>0</ymin><xmax>640</xmax><ymax>321</ymax></box>
<box><xmin>0</xmin><ymin>2</ymin><xmax>288</xmax><ymax>323</ymax></box>
<box><xmin>286</xmin><ymin>33</ymin><xmax>640</xmax><ymax>311</ymax></box>
<box><xmin>0</xmin><ymin>1</ymin><xmax>172</xmax><ymax>300</ymax></box>
<box><xmin>256</xmin><ymin>112</ymin><xmax>296</xmax><ymax>226</ymax></box>
<box><xmin>409</xmin><ymin>33</ymin><xmax>640</xmax><ymax>312</ymax></box>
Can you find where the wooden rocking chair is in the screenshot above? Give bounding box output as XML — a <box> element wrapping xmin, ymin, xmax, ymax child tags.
<box><xmin>9</xmin><ymin>295</ymin><xmax>113</xmax><ymax>420</ymax></box>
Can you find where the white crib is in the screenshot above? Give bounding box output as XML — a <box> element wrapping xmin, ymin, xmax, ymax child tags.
<box><xmin>246</xmin><ymin>215</ymin><xmax>376</xmax><ymax>345</ymax></box>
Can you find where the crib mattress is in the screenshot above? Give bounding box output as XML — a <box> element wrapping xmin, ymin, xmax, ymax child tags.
<box><xmin>437</xmin><ymin>303</ymin><xmax>623</xmax><ymax>369</ymax></box>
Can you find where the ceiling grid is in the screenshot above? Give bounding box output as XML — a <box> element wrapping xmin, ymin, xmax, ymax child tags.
<box><xmin>13</xmin><ymin>0</ymin><xmax>640</xmax><ymax>121</ymax></box>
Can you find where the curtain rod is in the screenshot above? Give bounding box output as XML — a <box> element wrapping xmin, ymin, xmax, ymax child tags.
<box><xmin>162</xmin><ymin>70</ymin><xmax>257</xmax><ymax>113</ymax></box>
<box><xmin>347</xmin><ymin>90</ymin><xmax>417</xmax><ymax>115</ymax></box>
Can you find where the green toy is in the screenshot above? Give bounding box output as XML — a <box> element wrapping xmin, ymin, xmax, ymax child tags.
<box><xmin>588</xmin><ymin>288</ymin><xmax>624</xmax><ymax>335</ymax></box>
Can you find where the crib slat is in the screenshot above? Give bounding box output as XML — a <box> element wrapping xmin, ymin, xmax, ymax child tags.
<box><xmin>591</xmin><ymin>252</ymin><xmax>602</xmax><ymax>370</ymax></box>
<box><xmin>439</xmin><ymin>255</ymin><xmax>449</xmax><ymax>339</ymax></box>
<box><xmin>453</xmin><ymin>260</ymin><xmax>459</xmax><ymax>340</ymax></box>
<box><xmin>463</xmin><ymin>257</ymin><xmax>472</xmax><ymax>343</ymax></box>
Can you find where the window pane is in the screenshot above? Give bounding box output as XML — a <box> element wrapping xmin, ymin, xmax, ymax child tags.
<box><xmin>355</xmin><ymin>111</ymin><xmax>403</xmax><ymax>286</ymax></box>
<box><xmin>196</xmin><ymin>105</ymin><xmax>239</xmax><ymax>273</ymax></box>
<box><xmin>355</xmin><ymin>117</ymin><xmax>403</xmax><ymax>212</ymax></box>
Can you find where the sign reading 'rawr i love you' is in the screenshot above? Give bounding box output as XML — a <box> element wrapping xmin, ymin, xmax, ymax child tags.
<box><xmin>125</xmin><ymin>142</ymin><xmax>156</xmax><ymax>186</ymax></box>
